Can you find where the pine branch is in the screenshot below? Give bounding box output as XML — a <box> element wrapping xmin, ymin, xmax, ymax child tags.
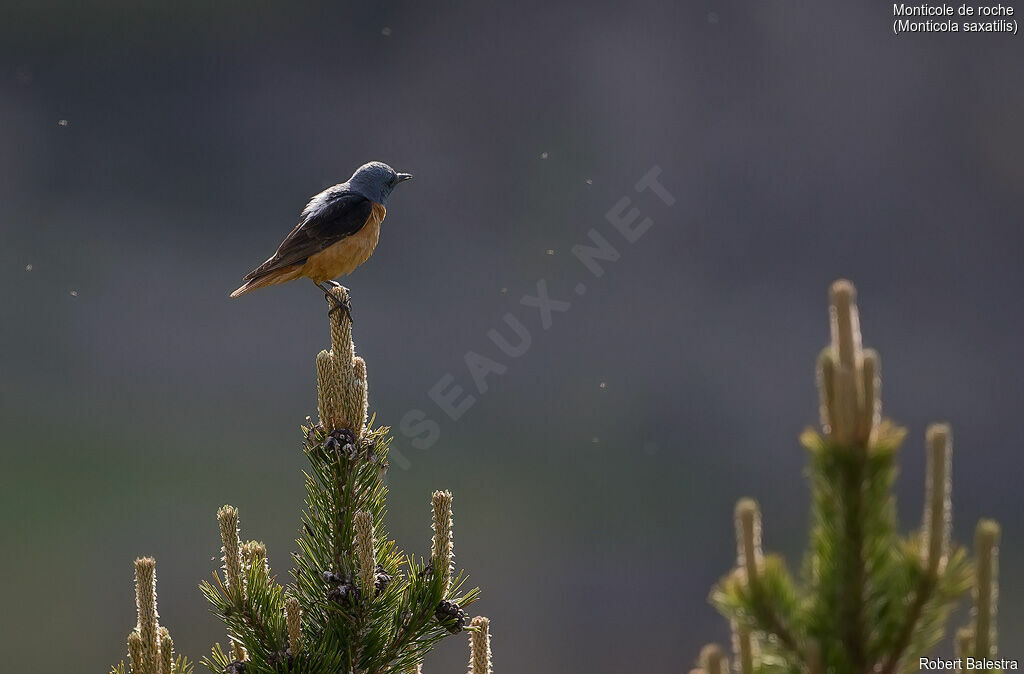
<box><xmin>699</xmin><ymin>644</ymin><xmax>728</xmax><ymax>674</ymax></box>
<box><xmin>112</xmin><ymin>558</ymin><xmax>192</xmax><ymax>674</ymax></box>
<box><xmin>878</xmin><ymin>425</ymin><xmax>953</xmax><ymax>674</ymax></box>
<box><xmin>711</xmin><ymin>499</ymin><xmax>806</xmax><ymax>664</ymax></box>
<box><xmin>878</xmin><ymin>574</ymin><xmax>935</xmax><ymax>674</ymax></box>
<box><xmin>970</xmin><ymin>520</ymin><xmax>1000</xmax><ymax>661</ymax></box>
<box><xmin>836</xmin><ymin>450</ymin><xmax>867</xmax><ymax>670</ymax></box>
<box><xmin>731</xmin><ymin>623</ymin><xmax>754</xmax><ymax>674</ymax></box>
<box><xmin>747</xmin><ymin>561</ymin><xmax>805</xmax><ymax>661</ymax></box>
<box><xmin>469</xmin><ymin>616</ymin><xmax>493</xmax><ymax>674</ymax></box>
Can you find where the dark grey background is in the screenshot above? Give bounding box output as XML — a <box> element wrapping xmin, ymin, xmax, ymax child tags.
<box><xmin>1</xmin><ymin>1</ymin><xmax>1021</xmax><ymax>671</ymax></box>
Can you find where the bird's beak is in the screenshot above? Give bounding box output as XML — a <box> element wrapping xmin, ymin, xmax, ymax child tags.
<box><xmin>396</xmin><ymin>173</ymin><xmax>414</xmax><ymax>182</ymax></box>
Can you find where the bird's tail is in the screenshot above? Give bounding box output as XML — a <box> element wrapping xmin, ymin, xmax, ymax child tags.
<box><xmin>229</xmin><ymin>266</ymin><xmax>303</xmax><ymax>298</ymax></box>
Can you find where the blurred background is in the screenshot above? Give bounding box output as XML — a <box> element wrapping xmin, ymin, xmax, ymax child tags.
<box><xmin>2</xmin><ymin>1</ymin><xmax>1022</xmax><ymax>671</ymax></box>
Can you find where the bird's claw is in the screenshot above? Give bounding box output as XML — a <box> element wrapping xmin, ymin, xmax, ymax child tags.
<box><xmin>328</xmin><ymin>298</ymin><xmax>353</xmax><ymax>324</ymax></box>
<box><xmin>315</xmin><ymin>281</ymin><xmax>353</xmax><ymax>324</ymax></box>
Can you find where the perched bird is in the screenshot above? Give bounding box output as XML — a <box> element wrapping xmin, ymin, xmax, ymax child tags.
<box><xmin>230</xmin><ymin>161</ymin><xmax>413</xmax><ymax>316</ymax></box>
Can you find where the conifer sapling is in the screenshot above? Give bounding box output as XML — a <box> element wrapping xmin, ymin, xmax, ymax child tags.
<box><xmin>704</xmin><ymin>279</ymin><xmax>1003</xmax><ymax>673</ymax></box>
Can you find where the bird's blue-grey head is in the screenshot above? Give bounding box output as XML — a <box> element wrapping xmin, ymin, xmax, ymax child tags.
<box><xmin>346</xmin><ymin>161</ymin><xmax>413</xmax><ymax>204</ymax></box>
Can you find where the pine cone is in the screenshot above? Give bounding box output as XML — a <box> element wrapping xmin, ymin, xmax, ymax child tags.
<box><xmin>327</xmin><ymin>580</ymin><xmax>361</xmax><ymax>604</ymax></box>
<box><xmin>267</xmin><ymin>649</ymin><xmax>294</xmax><ymax>671</ymax></box>
<box><xmin>323</xmin><ymin>428</ymin><xmax>357</xmax><ymax>459</ymax></box>
<box><xmin>224</xmin><ymin>661</ymin><xmax>246</xmax><ymax>674</ymax></box>
<box><xmin>374</xmin><ymin>564</ymin><xmax>392</xmax><ymax>595</ymax></box>
<box><xmin>435</xmin><ymin>599</ymin><xmax>467</xmax><ymax>633</ymax></box>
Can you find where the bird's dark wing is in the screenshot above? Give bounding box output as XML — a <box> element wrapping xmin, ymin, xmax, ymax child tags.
<box><xmin>243</xmin><ymin>192</ymin><xmax>374</xmax><ymax>281</ymax></box>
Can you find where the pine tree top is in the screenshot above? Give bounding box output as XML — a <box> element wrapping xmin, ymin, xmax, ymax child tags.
<box><xmin>114</xmin><ymin>288</ymin><xmax>492</xmax><ymax>674</ymax></box>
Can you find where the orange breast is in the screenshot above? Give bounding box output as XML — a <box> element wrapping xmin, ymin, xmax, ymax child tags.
<box><xmin>302</xmin><ymin>203</ymin><xmax>386</xmax><ymax>282</ymax></box>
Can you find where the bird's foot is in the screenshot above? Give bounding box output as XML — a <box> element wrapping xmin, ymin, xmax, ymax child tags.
<box><xmin>315</xmin><ymin>281</ymin><xmax>353</xmax><ymax>324</ymax></box>
<box><xmin>328</xmin><ymin>299</ymin><xmax>352</xmax><ymax>323</ymax></box>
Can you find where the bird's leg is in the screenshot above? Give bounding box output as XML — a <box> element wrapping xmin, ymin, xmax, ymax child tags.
<box><xmin>327</xmin><ymin>281</ymin><xmax>354</xmax><ymax>323</ymax></box>
<box><xmin>314</xmin><ymin>281</ymin><xmax>353</xmax><ymax>323</ymax></box>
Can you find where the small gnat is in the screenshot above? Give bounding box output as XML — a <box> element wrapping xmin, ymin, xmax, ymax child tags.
<box><xmin>599</xmin><ymin>381</ymin><xmax>607</xmax><ymax>389</ymax></box>
<box><xmin>57</xmin><ymin>119</ymin><xmax>70</xmax><ymax>127</ymax></box>
<box><xmin>540</xmin><ymin>152</ymin><xmax>548</xmax><ymax>159</ymax></box>
<box><xmin>70</xmin><ymin>290</ymin><xmax>78</xmax><ymax>297</ymax></box>
<box><xmin>545</xmin><ymin>249</ymin><xmax>555</xmax><ymax>255</ymax></box>
<box><xmin>381</xmin><ymin>27</ymin><xmax>392</xmax><ymax>36</ymax></box>
<box><xmin>25</xmin><ymin>264</ymin><xmax>33</xmax><ymax>272</ymax></box>
<box><xmin>585</xmin><ymin>178</ymin><xmax>593</xmax><ymax>185</ymax></box>
<box><xmin>500</xmin><ymin>287</ymin><xmax>508</xmax><ymax>294</ymax></box>
<box><xmin>591</xmin><ymin>436</ymin><xmax>599</xmax><ymax>444</ymax></box>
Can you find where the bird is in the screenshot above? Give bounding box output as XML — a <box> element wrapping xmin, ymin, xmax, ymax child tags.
<box><xmin>230</xmin><ymin>161</ymin><xmax>413</xmax><ymax>317</ymax></box>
